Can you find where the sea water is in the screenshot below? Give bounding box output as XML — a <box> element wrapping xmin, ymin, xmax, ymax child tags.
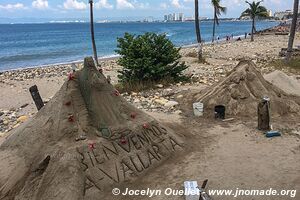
<box><xmin>0</xmin><ymin>21</ymin><xmax>278</xmax><ymax>71</ymax></box>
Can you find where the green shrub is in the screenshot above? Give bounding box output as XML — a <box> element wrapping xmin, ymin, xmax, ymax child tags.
<box><xmin>116</xmin><ymin>32</ymin><xmax>189</xmax><ymax>84</ymax></box>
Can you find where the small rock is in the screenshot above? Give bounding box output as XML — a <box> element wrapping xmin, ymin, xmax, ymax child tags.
<box><xmin>156</xmin><ymin>84</ymin><xmax>164</xmax><ymax>88</ymax></box>
<box><xmin>164</xmin><ymin>100</ymin><xmax>179</xmax><ymax>108</ymax></box>
<box><xmin>20</xmin><ymin>103</ymin><xmax>29</xmax><ymax>108</ymax></box>
<box><xmin>154</xmin><ymin>98</ymin><xmax>168</xmax><ymax>106</ymax></box>
<box><xmin>174</xmin><ymin>110</ymin><xmax>182</xmax><ymax>115</ymax></box>
<box><xmin>17</xmin><ymin>115</ymin><xmax>28</xmax><ymax>123</ymax></box>
<box><xmin>13</xmin><ymin>123</ymin><xmax>20</xmax><ymax>129</ymax></box>
<box><xmin>0</xmin><ymin>132</ymin><xmax>5</xmax><ymax>137</ymax></box>
<box><xmin>177</xmin><ymin>95</ymin><xmax>184</xmax><ymax>99</ymax></box>
<box><xmin>133</xmin><ymin>99</ymin><xmax>140</xmax><ymax>103</ymax></box>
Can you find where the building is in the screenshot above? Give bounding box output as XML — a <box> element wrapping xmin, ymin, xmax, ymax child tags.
<box><xmin>274</xmin><ymin>10</ymin><xmax>293</xmax><ymax>20</ymax></box>
<box><xmin>267</xmin><ymin>10</ymin><xmax>272</xmax><ymax>17</ymax></box>
<box><xmin>178</xmin><ymin>13</ymin><xmax>184</xmax><ymax>21</ymax></box>
<box><xmin>164</xmin><ymin>13</ymin><xmax>185</xmax><ymax>22</ymax></box>
<box><xmin>164</xmin><ymin>15</ymin><xmax>168</xmax><ymax>21</ymax></box>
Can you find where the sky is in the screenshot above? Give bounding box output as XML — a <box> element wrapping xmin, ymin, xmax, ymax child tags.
<box><xmin>0</xmin><ymin>0</ymin><xmax>294</xmax><ymax>21</ymax></box>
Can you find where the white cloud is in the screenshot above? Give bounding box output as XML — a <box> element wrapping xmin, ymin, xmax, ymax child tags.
<box><xmin>63</xmin><ymin>0</ymin><xmax>87</xmax><ymax>10</ymax></box>
<box><xmin>160</xmin><ymin>3</ymin><xmax>168</xmax><ymax>9</ymax></box>
<box><xmin>0</xmin><ymin>3</ymin><xmax>26</xmax><ymax>10</ymax></box>
<box><xmin>32</xmin><ymin>0</ymin><xmax>49</xmax><ymax>9</ymax></box>
<box><xmin>116</xmin><ymin>0</ymin><xmax>135</xmax><ymax>9</ymax></box>
<box><xmin>171</xmin><ymin>0</ymin><xmax>183</xmax><ymax>8</ymax></box>
<box><xmin>95</xmin><ymin>0</ymin><xmax>113</xmax><ymax>9</ymax></box>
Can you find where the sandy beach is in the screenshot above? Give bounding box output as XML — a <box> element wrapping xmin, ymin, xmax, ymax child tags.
<box><xmin>1</xmin><ymin>32</ymin><xmax>300</xmax><ymax>134</ymax></box>
<box><xmin>0</xmin><ymin>30</ymin><xmax>300</xmax><ymax>200</ymax></box>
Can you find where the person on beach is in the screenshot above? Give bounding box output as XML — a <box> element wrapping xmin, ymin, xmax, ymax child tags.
<box><xmin>245</xmin><ymin>32</ymin><xmax>247</xmax><ymax>39</ymax></box>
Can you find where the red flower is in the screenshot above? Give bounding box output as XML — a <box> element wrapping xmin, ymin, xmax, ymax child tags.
<box><xmin>68</xmin><ymin>115</ymin><xmax>74</xmax><ymax>122</ymax></box>
<box><xmin>88</xmin><ymin>142</ymin><xmax>96</xmax><ymax>150</ymax></box>
<box><xmin>130</xmin><ymin>112</ymin><xmax>137</xmax><ymax>119</ymax></box>
<box><xmin>120</xmin><ymin>137</ymin><xmax>127</xmax><ymax>144</ymax></box>
<box><xmin>143</xmin><ymin>123</ymin><xmax>149</xmax><ymax>129</ymax></box>
<box><xmin>113</xmin><ymin>90</ymin><xmax>120</xmax><ymax>96</ymax></box>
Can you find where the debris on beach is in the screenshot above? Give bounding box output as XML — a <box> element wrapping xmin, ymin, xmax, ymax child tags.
<box><xmin>0</xmin><ymin>57</ymin><xmax>183</xmax><ymax>200</ymax></box>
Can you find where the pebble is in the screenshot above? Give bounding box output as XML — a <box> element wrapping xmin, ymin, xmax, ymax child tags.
<box><xmin>17</xmin><ymin>115</ymin><xmax>28</xmax><ymax>123</ymax></box>
<box><xmin>20</xmin><ymin>103</ymin><xmax>29</xmax><ymax>108</ymax></box>
<box><xmin>164</xmin><ymin>101</ymin><xmax>179</xmax><ymax>108</ymax></box>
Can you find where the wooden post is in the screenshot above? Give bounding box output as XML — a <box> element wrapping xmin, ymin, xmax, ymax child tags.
<box><xmin>29</xmin><ymin>85</ymin><xmax>44</xmax><ymax>110</ymax></box>
<box><xmin>257</xmin><ymin>98</ymin><xmax>271</xmax><ymax>131</ymax></box>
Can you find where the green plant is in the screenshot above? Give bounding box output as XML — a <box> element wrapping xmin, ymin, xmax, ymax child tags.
<box><xmin>116</xmin><ymin>32</ymin><xmax>189</xmax><ymax>84</ymax></box>
<box><xmin>211</xmin><ymin>0</ymin><xmax>227</xmax><ymax>43</ymax></box>
<box><xmin>240</xmin><ymin>1</ymin><xmax>268</xmax><ymax>42</ymax></box>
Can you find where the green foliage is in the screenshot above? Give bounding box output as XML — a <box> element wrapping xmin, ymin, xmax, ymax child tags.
<box><xmin>116</xmin><ymin>32</ymin><xmax>189</xmax><ymax>84</ymax></box>
<box><xmin>240</xmin><ymin>1</ymin><xmax>269</xmax><ymax>19</ymax></box>
<box><xmin>211</xmin><ymin>0</ymin><xmax>227</xmax><ymax>25</ymax></box>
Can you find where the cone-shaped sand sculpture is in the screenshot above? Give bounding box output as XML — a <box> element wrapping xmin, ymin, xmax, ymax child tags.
<box><xmin>0</xmin><ymin>57</ymin><xmax>183</xmax><ymax>200</ymax></box>
<box><xmin>194</xmin><ymin>60</ymin><xmax>300</xmax><ymax>117</ymax></box>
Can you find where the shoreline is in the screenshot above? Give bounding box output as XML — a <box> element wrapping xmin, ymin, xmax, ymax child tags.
<box><xmin>1</xmin><ymin>31</ymin><xmax>298</xmax><ymax>132</ymax></box>
<box><xmin>0</xmin><ymin>23</ymin><xmax>280</xmax><ymax>73</ymax></box>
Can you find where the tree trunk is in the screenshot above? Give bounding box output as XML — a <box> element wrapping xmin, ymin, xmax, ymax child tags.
<box><xmin>251</xmin><ymin>17</ymin><xmax>255</xmax><ymax>42</ymax></box>
<box><xmin>195</xmin><ymin>0</ymin><xmax>203</xmax><ymax>61</ymax></box>
<box><xmin>286</xmin><ymin>0</ymin><xmax>299</xmax><ymax>61</ymax></box>
<box><xmin>212</xmin><ymin>9</ymin><xmax>216</xmax><ymax>43</ymax></box>
<box><xmin>89</xmin><ymin>0</ymin><xmax>99</xmax><ymax>67</ymax></box>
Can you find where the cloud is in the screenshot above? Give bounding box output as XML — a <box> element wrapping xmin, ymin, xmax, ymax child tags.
<box><xmin>160</xmin><ymin>3</ymin><xmax>169</xmax><ymax>9</ymax></box>
<box><xmin>63</xmin><ymin>0</ymin><xmax>87</xmax><ymax>10</ymax></box>
<box><xmin>171</xmin><ymin>0</ymin><xmax>183</xmax><ymax>8</ymax></box>
<box><xmin>0</xmin><ymin>3</ymin><xmax>26</xmax><ymax>10</ymax></box>
<box><xmin>116</xmin><ymin>0</ymin><xmax>135</xmax><ymax>9</ymax></box>
<box><xmin>32</xmin><ymin>0</ymin><xmax>49</xmax><ymax>9</ymax></box>
<box><xmin>95</xmin><ymin>0</ymin><xmax>113</xmax><ymax>9</ymax></box>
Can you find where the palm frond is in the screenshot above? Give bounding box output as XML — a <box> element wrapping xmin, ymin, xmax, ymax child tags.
<box><xmin>240</xmin><ymin>8</ymin><xmax>252</xmax><ymax>18</ymax></box>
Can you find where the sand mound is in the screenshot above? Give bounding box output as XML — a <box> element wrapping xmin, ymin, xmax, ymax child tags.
<box><xmin>0</xmin><ymin>58</ymin><xmax>183</xmax><ymax>200</ymax></box>
<box><xmin>264</xmin><ymin>70</ymin><xmax>300</xmax><ymax>96</ymax></box>
<box><xmin>194</xmin><ymin>60</ymin><xmax>300</xmax><ymax>117</ymax></box>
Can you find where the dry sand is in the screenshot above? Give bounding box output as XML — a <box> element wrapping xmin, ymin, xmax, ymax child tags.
<box><xmin>264</xmin><ymin>70</ymin><xmax>300</xmax><ymax>96</ymax></box>
<box><xmin>0</xmin><ymin>33</ymin><xmax>300</xmax><ymax>200</ymax></box>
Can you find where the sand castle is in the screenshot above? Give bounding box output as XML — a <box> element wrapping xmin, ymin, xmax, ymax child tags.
<box><xmin>0</xmin><ymin>57</ymin><xmax>183</xmax><ymax>200</ymax></box>
<box><xmin>193</xmin><ymin>60</ymin><xmax>300</xmax><ymax>117</ymax></box>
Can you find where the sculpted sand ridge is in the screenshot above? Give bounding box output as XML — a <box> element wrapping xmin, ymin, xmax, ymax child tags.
<box><xmin>0</xmin><ymin>57</ymin><xmax>183</xmax><ymax>200</ymax></box>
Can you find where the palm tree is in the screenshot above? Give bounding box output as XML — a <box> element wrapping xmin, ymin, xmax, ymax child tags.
<box><xmin>211</xmin><ymin>0</ymin><xmax>227</xmax><ymax>43</ymax></box>
<box><xmin>89</xmin><ymin>0</ymin><xmax>99</xmax><ymax>66</ymax></box>
<box><xmin>240</xmin><ymin>1</ymin><xmax>268</xmax><ymax>42</ymax></box>
<box><xmin>286</xmin><ymin>0</ymin><xmax>299</xmax><ymax>61</ymax></box>
<box><xmin>195</xmin><ymin>0</ymin><xmax>203</xmax><ymax>62</ymax></box>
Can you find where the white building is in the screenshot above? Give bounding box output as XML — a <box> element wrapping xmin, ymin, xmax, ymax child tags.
<box><xmin>274</xmin><ymin>10</ymin><xmax>293</xmax><ymax>20</ymax></box>
<box><xmin>267</xmin><ymin>10</ymin><xmax>272</xmax><ymax>17</ymax></box>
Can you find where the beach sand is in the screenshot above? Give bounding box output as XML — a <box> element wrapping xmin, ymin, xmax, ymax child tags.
<box><xmin>1</xmin><ymin>33</ymin><xmax>299</xmax><ymax>127</ymax></box>
<box><xmin>0</xmin><ymin>32</ymin><xmax>300</xmax><ymax>200</ymax></box>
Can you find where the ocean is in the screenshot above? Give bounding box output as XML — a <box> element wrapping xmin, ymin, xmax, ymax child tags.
<box><xmin>0</xmin><ymin>21</ymin><xmax>278</xmax><ymax>71</ymax></box>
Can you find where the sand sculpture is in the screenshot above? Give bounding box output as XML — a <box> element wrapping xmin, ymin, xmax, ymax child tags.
<box><xmin>194</xmin><ymin>60</ymin><xmax>300</xmax><ymax>117</ymax></box>
<box><xmin>0</xmin><ymin>57</ymin><xmax>183</xmax><ymax>200</ymax></box>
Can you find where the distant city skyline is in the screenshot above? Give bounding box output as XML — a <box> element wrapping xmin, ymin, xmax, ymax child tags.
<box><xmin>0</xmin><ymin>0</ymin><xmax>294</xmax><ymax>22</ymax></box>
